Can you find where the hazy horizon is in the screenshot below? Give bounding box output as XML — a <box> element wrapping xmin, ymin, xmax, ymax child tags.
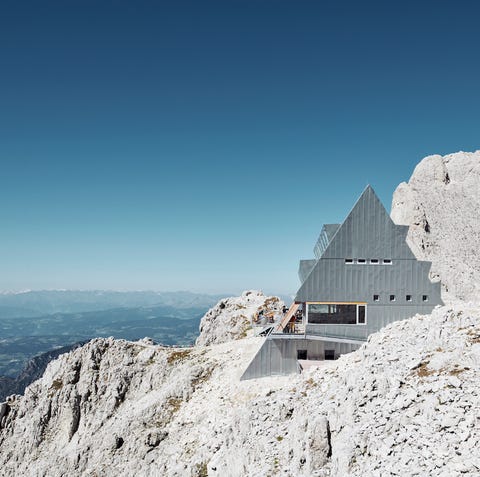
<box><xmin>0</xmin><ymin>288</ymin><xmax>295</xmax><ymax>303</ymax></box>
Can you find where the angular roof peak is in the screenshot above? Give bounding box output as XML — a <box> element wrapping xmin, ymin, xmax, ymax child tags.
<box><xmin>359</xmin><ymin>184</ymin><xmax>376</xmax><ymax>199</ymax></box>
<box><xmin>318</xmin><ymin>184</ymin><xmax>413</xmax><ymax>260</ymax></box>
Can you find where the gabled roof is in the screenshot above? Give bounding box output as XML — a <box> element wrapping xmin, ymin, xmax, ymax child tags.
<box><xmin>319</xmin><ymin>185</ymin><xmax>413</xmax><ymax>261</ymax></box>
<box><xmin>295</xmin><ymin>185</ymin><xmax>417</xmax><ymax>302</ymax></box>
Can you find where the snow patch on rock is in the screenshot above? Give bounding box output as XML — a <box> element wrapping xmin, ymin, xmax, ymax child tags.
<box><xmin>195</xmin><ymin>290</ymin><xmax>284</xmax><ymax>346</ymax></box>
<box><xmin>391</xmin><ymin>150</ymin><xmax>480</xmax><ymax>302</ymax></box>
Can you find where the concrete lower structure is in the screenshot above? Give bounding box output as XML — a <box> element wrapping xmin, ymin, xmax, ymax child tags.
<box><xmin>241</xmin><ymin>335</ymin><xmax>361</xmax><ymax>380</ymax></box>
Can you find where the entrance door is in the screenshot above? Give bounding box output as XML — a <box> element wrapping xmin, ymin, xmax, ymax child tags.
<box><xmin>324</xmin><ymin>349</ymin><xmax>335</xmax><ymax>360</ymax></box>
<box><xmin>297</xmin><ymin>349</ymin><xmax>307</xmax><ymax>360</ymax></box>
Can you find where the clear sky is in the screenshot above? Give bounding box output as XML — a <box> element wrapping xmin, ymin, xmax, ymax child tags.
<box><xmin>1</xmin><ymin>0</ymin><xmax>479</xmax><ymax>295</ymax></box>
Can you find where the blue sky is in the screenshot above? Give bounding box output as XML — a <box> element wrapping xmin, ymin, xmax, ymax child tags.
<box><xmin>1</xmin><ymin>0</ymin><xmax>479</xmax><ymax>295</ymax></box>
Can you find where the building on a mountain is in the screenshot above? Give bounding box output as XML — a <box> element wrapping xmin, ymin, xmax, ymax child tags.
<box><xmin>242</xmin><ymin>185</ymin><xmax>443</xmax><ymax>379</ymax></box>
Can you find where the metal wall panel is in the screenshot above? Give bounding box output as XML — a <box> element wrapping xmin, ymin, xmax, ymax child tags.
<box><xmin>298</xmin><ymin>259</ymin><xmax>317</xmax><ymax>284</ymax></box>
<box><xmin>314</xmin><ymin>224</ymin><xmax>340</xmax><ymax>258</ymax></box>
<box><xmin>240</xmin><ymin>337</ymin><xmax>361</xmax><ymax>380</ymax></box>
<box><xmin>295</xmin><ymin>185</ymin><xmax>443</xmax><ymax>341</ymax></box>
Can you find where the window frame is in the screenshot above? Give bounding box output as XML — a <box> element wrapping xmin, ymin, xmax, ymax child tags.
<box><xmin>357</xmin><ymin>305</ymin><xmax>367</xmax><ymax>325</ymax></box>
<box><xmin>306</xmin><ymin>302</ymin><xmax>367</xmax><ymax>326</ymax></box>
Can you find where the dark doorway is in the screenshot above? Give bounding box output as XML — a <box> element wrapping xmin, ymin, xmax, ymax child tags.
<box><xmin>297</xmin><ymin>349</ymin><xmax>307</xmax><ymax>360</ymax></box>
<box><xmin>324</xmin><ymin>349</ymin><xmax>335</xmax><ymax>360</ymax></box>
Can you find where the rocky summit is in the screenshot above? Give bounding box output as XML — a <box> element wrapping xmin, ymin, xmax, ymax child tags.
<box><xmin>391</xmin><ymin>150</ymin><xmax>480</xmax><ymax>303</ymax></box>
<box><xmin>195</xmin><ymin>290</ymin><xmax>284</xmax><ymax>346</ymax></box>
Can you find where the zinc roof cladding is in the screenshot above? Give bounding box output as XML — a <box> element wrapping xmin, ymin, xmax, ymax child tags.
<box><xmin>314</xmin><ymin>224</ymin><xmax>341</xmax><ymax>259</ymax></box>
<box><xmin>319</xmin><ymin>185</ymin><xmax>415</xmax><ymax>261</ymax></box>
<box><xmin>295</xmin><ymin>185</ymin><xmax>438</xmax><ymax>303</ymax></box>
<box><xmin>298</xmin><ymin>259</ymin><xmax>317</xmax><ymax>284</ymax></box>
<box><xmin>323</xmin><ymin>224</ymin><xmax>341</xmax><ymax>241</ymax></box>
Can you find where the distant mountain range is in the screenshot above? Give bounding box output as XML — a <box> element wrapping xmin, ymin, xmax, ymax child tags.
<box><xmin>0</xmin><ymin>290</ymin><xmax>226</xmax><ymax>319</ymax></box>
<box><xmin>0</xmin><ymin>290</ymin><xmax>289</xmax><ymax>381</ymax></box>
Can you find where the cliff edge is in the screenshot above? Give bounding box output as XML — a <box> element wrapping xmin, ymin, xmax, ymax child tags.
<box><xmin>391</xmin><ymin>150</ymin><xmax>480</xmax><ymax>303</ymax></box>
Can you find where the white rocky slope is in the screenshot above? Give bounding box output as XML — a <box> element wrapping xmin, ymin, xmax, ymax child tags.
<box><xmin>391</xmin><ymin>150</ymin><xmax>480</xmax><ymax>302</ymax></box>
<box><xmin>195</xmin><ymin>290</ymin><xmax>284</xmax><ymax>346</ymax></box>
<box><xmin>1</xmin><ymin>301</ymin><xmax>479</xmax><ymax>476</ymax></box>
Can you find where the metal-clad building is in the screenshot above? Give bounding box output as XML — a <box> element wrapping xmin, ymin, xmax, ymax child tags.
<box><xmin>241</xmin><ymin>185</ymin><xmax>443</xmax><ymax>380</ymax></box>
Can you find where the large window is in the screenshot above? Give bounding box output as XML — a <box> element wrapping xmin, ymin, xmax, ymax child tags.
<box><xmin>308</xmin><ymin>303</ymin><xmax>366</xmax><ymax>325</ymax></box>
<box><xmin>308</xmin><ymin>303</ymin><xmax>367</xmax><ymax>325</ymax></box>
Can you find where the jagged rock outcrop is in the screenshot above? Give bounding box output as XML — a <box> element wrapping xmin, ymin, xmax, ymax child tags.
<box><xmin>0</xmin><ymin>342</ymin><xmax>85</xmax><ymax>402</ymax></box>
<box><xmin>391</xmin><ymin>150</ymin><xmax>480</xmax><ymax>302</ymax></box>
<box><xmin>0</xmin><ymin>303</ymin><xmax>479</xmax><ymax>476</ymax></box>
<box><xmin>308</xmin><ymin>304</ymin><xmax>480</xmax><ymax>476</ymax></box>
<box><xmin>195</xmin><ymin>290</ymin><xmax>284</xmax><ymax>346</ymax></box>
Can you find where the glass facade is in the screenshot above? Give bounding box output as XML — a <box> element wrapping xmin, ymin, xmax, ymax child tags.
<box><xmin>307</xmin><ymin>303</ymin><xmax>367</xmax><ymax>325</ymax></box>
<box><xmin>308</xmin><ymin>304</ymin><xmax>357</xmax><ymax>324</ymax></box>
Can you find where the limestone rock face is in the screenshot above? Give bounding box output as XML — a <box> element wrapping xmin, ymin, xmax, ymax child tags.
<box><xmin>0</xmin><ymin>342</ymin><xmax>85</xmax><ymax>402</ymax></box>
<box><xmin>1</xmin><ymin>303</ymin><xmax>479</xmax><ymax>476</ymax></box>
<box><xmin>391</xmin><ymin>150</ymin><xmax>480</xmax><ymax>302</ymax></box>
<box><xmin>195</xmin><ymin>290</ymin><xmax>284</xmax><ymax>346</ymax></box>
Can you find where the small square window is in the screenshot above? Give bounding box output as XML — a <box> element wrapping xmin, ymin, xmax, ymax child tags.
<box><xmin>370</xmin><ymin>259</ymin><xmax>379</xmax><ymax>264</ymax></box>
<box><xmin>373</xmin><ymin>294</ymin><xmax>379</xmax><ymax>302</ymax></box>
<box><xmin>422</xmin><ymin>295</ymin><xmax>428</xmax><ymax>302</ymax></box>
<box><xmin>345</xmin><ymin>259</ymin><xmax>353</xmax><ymax>264</ymax></box>
<box><xmin>406</xmin><ymin>295</ymin><xmax>412</xmax><ymax>302</ymax></box>
<box><xmin>383</xmin><ymin>259</ymin><xmax>392</xmax><ymax>265</ymax></box>
<box><xmin>390</xmin><ymin>295</ymin><xmax>395</xmax><ymax>302</ymax></box>
<box><xmin>357</xmin><ymin>259</ymin><xmax>366</xmax><ymax>264</ymax></box>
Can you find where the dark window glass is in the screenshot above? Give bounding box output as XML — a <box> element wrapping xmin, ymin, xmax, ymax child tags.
<box><xmin>357</xmin><ymin>259</ymin><xmax>366</xmax><ymax>264</ymax></box>
<box><xmin>358</xmin><ymin>305</ymin><xmax>366</xmax><ymax>324</ymax></box>
<box><xmin>373</xmin><ymin>294</ymin><xmax>379</xmax><ymax>302</ymax></box>
<box><xmin>308</xmin><ymin>304</ymin><xmax>357</xmax><ymax>324</ymax></box>
<box><xmin>383</xmin><ymin>259</ymin><xmax>392</xmax><ymax>264</ymax></box>
<box><xmin>422</xmin><ymin>295</ymin><xmax>428</xmax><ymax>302</ymax></box>
<box><xmin>406</xmin><ymin>295</ymin><xmax>412</xmax><ymax>302</ymax></box>
<box><xmin>370</xmin><ymin>259</ymin><xmax>379</xmax><ymax>264</ymax></box>
<box><xmin>345</xmin><ymin>259</ymin><xmax>353</xmax><ymax>264</ymax></box>
<box><xmin>390</xmin><ymin>295</ymin><xmax>395</xmax><ymax>302</ymax></box>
